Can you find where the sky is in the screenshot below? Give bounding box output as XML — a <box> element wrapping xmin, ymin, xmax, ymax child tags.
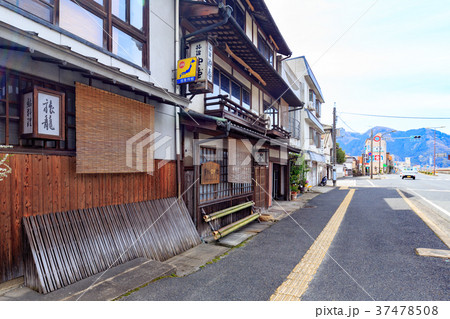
<box><xmin>265</xmin><ymin>0</ymin><xmax>450</xmax><ymax>135</ymax></box>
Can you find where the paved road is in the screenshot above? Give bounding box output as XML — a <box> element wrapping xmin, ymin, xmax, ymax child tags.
<box><xmin>123</xmin><ymin>183</ymin><xmax>449</xmax><ymax>301</ymax></box>
<box><xmin>354</xmin><ymin>173</ymin><xmax>450</xmax><ymax>222</ymax></box>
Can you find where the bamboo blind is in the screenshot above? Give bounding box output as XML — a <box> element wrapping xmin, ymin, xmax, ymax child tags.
<box><xmin>228</xmin><ymin>138</ymin><xmax>252</xmax><ymax>184</ymax></box>
<box><xmin>76</xmin><ymin>83</ymin><xmax>155</xmax><ymax>173</ymax></box>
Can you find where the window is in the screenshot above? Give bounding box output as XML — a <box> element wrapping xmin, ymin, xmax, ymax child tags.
<box><xmin>60</xmin><ymin>0</ymin><xmax>104</xmax><ymax>47</ymax></box>
<box><xmin>3</xmin><ymin>0</ymin><xmax>149</xmax><ymax>67</ymax></box>
<box><xmin>289</xmin><ymin>110</ymin><xmax>300</xmax><ymax>139</ymax></box>
<box><xmin>112</xmin><ymin>27</ymin><xmax>143</xmax><ymax>66</ymax></box>
<box><xmin>199</xmin><ymin>146</ymin><xmax>252</xmax><ymax>203</ymax></box>
<box><xmin>231</xmin><ymin>81</ymin><xmax>241</xmax><ymax>105</ymax></box>
<box><xmin>227</xmin><ymin>0</ymin><xmax>245</xmax><ymax>30</ymax></box>
<box><xmin>0</xmin><ymin>71</ymin><xmax>75</xmax><ymax>151</ymax></box>
<box><xmin>242</xmin><ymin>89</ymin><xmax>250</xmax><ymax>110</ymax></box>
<box><xmin>257</xmin><ymin>34</ymin><xmax>274</xmax><ymax>66</ymax></box>
<box><xmin>309</xmin><ymin>127</ymin><xmax>314</xmax><ymax>145</ymax></box>
<box><xmin>209</xmin><ymin>68</ymin><xmax>251</xmax><ymax>110</ymax></box>
<box><xmin>264</xmin><ymin>104</ymin><xmax>278</xmax><ymax>129</ymax></box>
<box><xmin>112</xmin><ymin>0</ymin><xmax>144</xmax><ymax>30</ymax></box>
<box><xmin>5</xmin><ymin>0</ymin><xmax>55</xmax><ymax>22</ymax></box>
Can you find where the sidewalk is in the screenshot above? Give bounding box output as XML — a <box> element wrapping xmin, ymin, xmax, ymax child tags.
<box><xmin>0</xmin><ymin>186</ymin><xmax>335</xmax><ymax>301</ymax></box>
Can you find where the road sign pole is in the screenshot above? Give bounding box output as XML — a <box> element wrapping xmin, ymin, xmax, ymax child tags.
<box><xmin>370</xmin><ymin>129</ymin><xmax>373</xmax><ymax>179</ymax></box>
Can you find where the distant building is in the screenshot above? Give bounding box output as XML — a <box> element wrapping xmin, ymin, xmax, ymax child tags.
<box><xmin>364</xmin><ymin>133</ymin><xmax>387</xmax><ymax>175</ymax></box>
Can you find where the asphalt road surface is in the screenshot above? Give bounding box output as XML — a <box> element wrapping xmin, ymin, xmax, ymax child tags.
<box><xmin>123</xmin><ymin>175</ymin><xmax>450</xmax><ymax>301</ymax></box>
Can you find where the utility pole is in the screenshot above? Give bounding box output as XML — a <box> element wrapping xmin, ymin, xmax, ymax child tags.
<box><xmin>378</xmin><ymin>137</ymin><xmax>381</xmax><ymax>175</ymax></box>
<box><xmin>370</xmin><ymin>129</ymin><xmax>373</xmax><ymax>179</ymax></box>
<box><xmin>433</xmin><ymin>129</ymin><xmax>436</xmax><ymax>176</ymax></box>
<box><xmin>332</xmin><ymin>103</ymin><xmax>337</xmax><ymax>187</ymax></box>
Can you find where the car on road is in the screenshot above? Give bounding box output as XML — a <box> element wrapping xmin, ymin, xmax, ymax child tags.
<box><xmin>400</xmin><ymin>167</ymin><xmax>416</xmax><ymax>180</ymax></box>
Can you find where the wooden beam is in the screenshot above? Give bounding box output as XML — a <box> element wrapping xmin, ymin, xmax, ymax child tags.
<box><xmin>224</xmin><ymin>44</ymin><xmax>267</xmax><ymax>86</ymax></box>
<box><xmin>245</xmin><ymin>0</ymin><xmax>255</xmax><ymax>11</ymax></box>
<box><xmin>269</xmin><ymin>35</ymin><xmax>280</xmax><ymax>52</ymax></box>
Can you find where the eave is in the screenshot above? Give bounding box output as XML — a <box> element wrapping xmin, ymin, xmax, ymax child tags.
<box><xmin>181</xmin><ymin>3</ymin><xmax>303</xmax><ymax>106</ymax></box>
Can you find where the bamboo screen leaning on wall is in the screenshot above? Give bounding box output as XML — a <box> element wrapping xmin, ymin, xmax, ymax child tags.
<box><xmin>76</xmin><ymin>82</ymin><xmax>155</xmax><ymax>173</ymax></box>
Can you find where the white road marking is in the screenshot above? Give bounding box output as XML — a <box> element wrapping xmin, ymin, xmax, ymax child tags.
<box><xmin>407</xmin><ymin>189</ymin><xmax>450</xmax><ymax>193</ymax></box>
<box><xmin>406</xmin><ymin>188</ymin><xmax>450</xmax><ymax>218</ymax></box>
<box><xmin>367</xmin><ymin>180</ymin><xmax>376</xmax><ymax>187</ymax></box>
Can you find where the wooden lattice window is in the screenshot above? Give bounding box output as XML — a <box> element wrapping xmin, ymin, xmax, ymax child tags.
<box><xmin>199</xmin><ymin>146</ymin><xmax>252</xmax><ymax>203</ymax></box>
<box><xmin>0</xmin><ymin>70</ymin><xmax>75</xmax><ymax>151</ymax></box>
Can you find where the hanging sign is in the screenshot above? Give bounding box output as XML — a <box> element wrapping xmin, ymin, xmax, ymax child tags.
<box><xmin>189</xmin><ymin>39</ymin><xmax>214</xmax><ymax>93</ymax></box>
<box><xmin>21</xmin><ymin>87</ymin><xmax>65</xmax><ymax>140</ymax></box>
<box><xmin>176</xmin><ymin>57</ymin><xmax>198</xmax><ymax>84</ymax></box>
<box><xmin>201</xmin><ymin>161</ymin><xmax>220</xmax><ymax>185</ymax></box>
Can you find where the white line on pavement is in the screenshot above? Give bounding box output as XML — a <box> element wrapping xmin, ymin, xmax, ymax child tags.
<box><xmin>406</xmin><ymin>188</ymin><xmax>450</xmax><ymax>218</ymax></box>
<box><xmin>407</xmin><ymin>189</ymin><xmax>450</xmax><ymax>193</ymax></box>
<box><xmin>367</xmin><ymin>180</ymin><xmax>376</xmax><ymax>187</ymax></box>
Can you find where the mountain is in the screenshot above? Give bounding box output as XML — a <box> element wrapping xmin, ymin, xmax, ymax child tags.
<box><xmin>337</xmin><ymin>127</ymin><xmax>450</xmax><ymax>168</ymax></box>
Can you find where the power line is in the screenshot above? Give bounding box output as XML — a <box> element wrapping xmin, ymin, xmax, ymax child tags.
<box><xmin>337</xmin><ymin>115</ymin><xmax>359</xmax><ymax>133</ymax></box>
<box><xmin>340</xmin><ymin>112</ymin><xmax>450</xmax><ymax>120</ymax></box>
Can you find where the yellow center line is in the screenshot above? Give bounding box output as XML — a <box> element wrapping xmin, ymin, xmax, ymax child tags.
<box><xmin>270</xmin><ymin>189</ymin><xmax>356</xmax><ymax>301</ymax></box>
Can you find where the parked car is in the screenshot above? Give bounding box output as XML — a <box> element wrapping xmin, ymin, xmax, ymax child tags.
<box><xmin>400</xmin><ymin>167</ymin><xmax>416</xmax><ymax>179</ymax></box>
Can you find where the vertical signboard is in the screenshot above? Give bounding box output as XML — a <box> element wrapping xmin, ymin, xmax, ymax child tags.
<box><xmin>22</xmin><ymin>92</ymin><xmax>33</xmax><ymax>134</ymax></box>
<box><xmin>189</xmin><ymin>40</ymin><xmax>214</xmax><ymax>93</ymax></box>
<box><xmin>21</xmin><ymin>87</ymin><xmax>65</xmax><ymax>140</ymax></box>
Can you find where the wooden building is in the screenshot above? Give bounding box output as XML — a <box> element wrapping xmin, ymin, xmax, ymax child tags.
<box><xmin>179</xmin><ymin>0</ymin><xmax>303</xmax><ymax>237</ymax></box>
<box><xmin>0</xmin><ymin>0</ymin><xmax>200</xmax><ymax>290</ymax></box>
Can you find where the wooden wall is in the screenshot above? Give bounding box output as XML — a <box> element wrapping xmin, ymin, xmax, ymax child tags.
<box><xmin>0</xmin><ymin>154</ymin><xmax>176</xmax><ymax>283</ymax></box>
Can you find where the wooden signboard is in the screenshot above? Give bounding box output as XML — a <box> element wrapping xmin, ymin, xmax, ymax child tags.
<box><xmin>189</xmin><ymin>39</ymin><xmax>214</xmax><ymax>94</ymax></box>
<box><xmin>21</xmin><ymin>87</ymin><xmax>65</xmax><ymax>140</ymax></box>
<box><xmin>201</xmin><ymin>161</ymin><xmax>220</xmax><ymax>185</ymax></box>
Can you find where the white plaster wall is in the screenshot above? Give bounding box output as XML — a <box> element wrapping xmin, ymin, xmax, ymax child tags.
<box><xmin>245</xmin><ymin>12</ymin><xmax>253</xmax><ymax>40</ymax></box>
<box><xmin>149</xmin><ymin>0</ymin><xmax>176</xmax><ymax>93</ymax></box>
<box><xmin>153</xmin><ymin>102</ymin><xmax>176</xmax><ymax>160</ymax></box>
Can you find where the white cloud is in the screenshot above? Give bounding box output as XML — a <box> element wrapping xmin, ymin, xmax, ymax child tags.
<box><xmin>266</xmin><ymin>0</ymin><xmax>450</xmax><ymax>135</ymax></box>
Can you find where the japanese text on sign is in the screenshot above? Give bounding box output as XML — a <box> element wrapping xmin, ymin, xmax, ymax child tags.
<box><xmin>23</xmin><ymin>92</ymin><xmax>33</xmax><ymax>134</ymax></box>
<box><xmin>38</xmin><ymin>92</ymin><xmax>60</xmax><ymax>136</ymax></box>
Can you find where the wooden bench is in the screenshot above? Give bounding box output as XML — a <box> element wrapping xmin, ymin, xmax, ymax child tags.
<box><xmin>202</xmin><ymin>201</ymin><xmax>260</xmax><ymax>240</ymax></box>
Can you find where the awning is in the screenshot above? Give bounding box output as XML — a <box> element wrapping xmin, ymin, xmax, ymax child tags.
<box><xmin>307</xmin><ymin>151</ymin><xmax>326</xmax><ymax>163</ymax></box>
<box><xmin>305</xmin><ymin>109</ymin><xmax>325</xmax><ymax>134</ymax></box>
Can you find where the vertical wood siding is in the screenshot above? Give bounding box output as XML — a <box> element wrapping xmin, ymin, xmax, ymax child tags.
<box><xmin>0</xmin><ymin>154</ymin><xmax>176</xmax><ymax>283</ymax></box>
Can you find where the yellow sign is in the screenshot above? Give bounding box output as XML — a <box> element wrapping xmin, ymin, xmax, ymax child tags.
<box><xmin>176</xmin><ymin>57</ymin><xmax>198</xmax><ymax>84</ymax></box>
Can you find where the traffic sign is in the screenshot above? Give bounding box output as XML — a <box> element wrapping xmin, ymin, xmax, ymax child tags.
<box><xmin>374</xmin><ymin>136</ymin><xmax>381</xmax><ymax>142</ymax></box>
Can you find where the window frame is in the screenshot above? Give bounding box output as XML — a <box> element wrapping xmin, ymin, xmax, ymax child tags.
<box><xmin>210</xmin><ymin>67</ymin><xmax>251</xmax><ymax>110</ymax></box>
<box><xmin>227</xmin><ymin>0</ymin><xmax>246</xmax><ymax>31</ymax></box>
<box><xmin>257</xmin><ymin>33</ymin><xmax>274</xmax><ymax>66</ymax></box>
<box><xmin>2</xmin><ymin>0</ymin><xmax>149</xmax><ymax>68</ymax></box>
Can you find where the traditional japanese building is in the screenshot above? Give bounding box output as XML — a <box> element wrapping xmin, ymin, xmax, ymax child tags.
<box><xmin>0</xmin><ymin>0</ymin><xmax>201</xmax><ymax>292</ymax></box>
<box><xmin>178</xmin><ymin>0</ymin><xmax>303</xmax><ymax>237</ymax></box>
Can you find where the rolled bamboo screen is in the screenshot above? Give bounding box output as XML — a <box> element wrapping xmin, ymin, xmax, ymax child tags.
<box><xmin>228</xmin><ymin>138</ymin><xmax>252</xmax><ymax>184</ymax></box>
<box><xmin>76</xmin><ymin>83</ymin><xmax>155</xmax><ymax>173</ymax></box>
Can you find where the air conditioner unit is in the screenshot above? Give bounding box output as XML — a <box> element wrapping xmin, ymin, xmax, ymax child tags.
<box><xmin>307</xmin><ymin>101</ymin><xmax>315</xmax><ymax>111</ymax></box>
